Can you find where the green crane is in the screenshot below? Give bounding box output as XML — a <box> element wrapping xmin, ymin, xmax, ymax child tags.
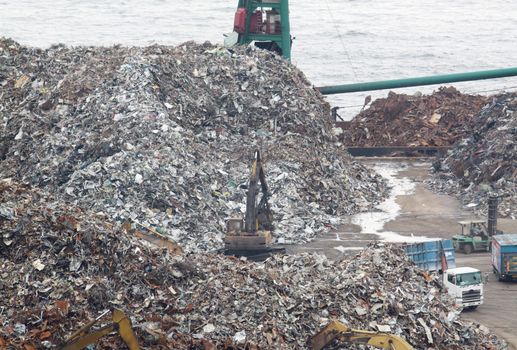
<box><xmin>233</xmin><ymin>0</ymin><xmax>291</xmax><ymax>60</ymax></box>
<box><xmin>229</xmin><ymin>2</ymin><xmax>517</xmax><ymax>92</ymax></box>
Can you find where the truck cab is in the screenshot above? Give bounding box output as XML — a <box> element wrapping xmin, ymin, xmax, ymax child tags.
<box><xmin>443</xmin><ymin>267</ymin><xmax>483</xmax><ymax>309</ymax></box>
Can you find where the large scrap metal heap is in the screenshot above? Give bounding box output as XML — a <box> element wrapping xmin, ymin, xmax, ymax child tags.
<box><xmin>339</xmin><ymin>87</ymin><xmax>488</xmax><ymax>147</ymax></box>
<box><xmin>0</xmin><ymin>38</ymin><xmax>385</xmax><ymax>252</ymax></box>
<box><xmin>428</xmin><ymin>93</ymin><xmax>517</xmax><ymax>219</ymax></box>
<box><xmin>0</xmin><ymin>37</ymin><xmax>514</xmax><ymax>349</ymax></box>
<box><xmin>0</xmin><ymin>181</ymin><xmax>507</xmax><ymax>349</ymax></box>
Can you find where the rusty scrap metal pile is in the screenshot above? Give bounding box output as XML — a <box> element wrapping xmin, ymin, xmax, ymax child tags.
<box><xmin>340</xmin><ymin>86</ymin><xmax>516</xmax><ymax>218</ymax></box>
<box><xmin>0</xmin><ymin>38</ymin><xmax>386</xmax><ymax>252</ymax></box>
<box><xmin>427</xmin><ymin>93</ymin><xmax>517</xmax><ymax>219</ymax></box>
<box><xmin>339</xmin><ymin>87</ymin><xmax>488</xmax><ymax>147</ymax></box>
<box><xmin>0</xmin><ymin>180</ymin><xmax>506</xmax><ymax>349</ymax></box>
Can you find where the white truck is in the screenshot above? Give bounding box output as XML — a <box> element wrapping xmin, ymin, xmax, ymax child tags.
<box><xmin>442</xmin><ymin>267</ymin><xmax>483</xmax><ymax>309</ymax></box>
<box><xmin>404</xmin><ymin>240</ymin><xmax>483</xmax><ymax>309</ymax></box>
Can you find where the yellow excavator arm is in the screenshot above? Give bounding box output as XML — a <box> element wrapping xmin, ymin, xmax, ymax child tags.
<box><xmin>61</xmin><ymin>308</ymin><xmax>140</xmax><ymax>350</ymax></box>
<box><xmin>310</xmin><ymin>320</ymin><xmax>414</xmax><ymax>350</ymax></box>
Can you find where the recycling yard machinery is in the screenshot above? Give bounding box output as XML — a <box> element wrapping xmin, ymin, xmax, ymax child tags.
<box><xmin>230</xmin><ymin>1</ymin><xmax>517</xmax><ymax>96</ymax></box>
<box><xmin>61</xmin><ymin>309</ymin><xmax>140</xmax><ymax>350</ymax></box>
<box><xmin>223</xmin><ymin>150</ymin><xmax>285</xmax><ymax>260</ymax></box>
<box><xmin>61</xmin><ymin>309</ymin><xmax>415</xmax><ymax>350</ymax></box>
<box><xmin>311</xmin><ymin>320</ymin><xmax>413</xmax><ymax>350</ymax></box>
<box><xmin>232</xmin><ymin>0</ymin><xmax>291</xmax><ymax>59</ymax></box>
<box><xmin>452</xmin><ymin>196</ymin><xmax>500</xmax><ymax>254</ymax></box>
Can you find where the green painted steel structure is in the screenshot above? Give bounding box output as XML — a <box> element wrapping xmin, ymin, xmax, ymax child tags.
<box><xmin>236</xmin><ymin>0</ymin><xmax>291</xmax><ymax>60</ymax></box>
<box><xmin>317</xmin><ymin>67</ymin><xmax>517</xmax><ymax>95</ymax></box>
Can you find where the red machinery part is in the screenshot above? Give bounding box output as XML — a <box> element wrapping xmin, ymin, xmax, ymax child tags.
<box><xmin>234</xmin><ymin>8</ymin><xmax>247</xmax><ymax>33</ymax></box>
<box><xmin>250</xmin><ymin>10</ymin><xmax>262</xmax><ymax>33</ymax></box>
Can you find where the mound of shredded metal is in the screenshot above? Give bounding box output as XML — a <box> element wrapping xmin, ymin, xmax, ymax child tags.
<box><xmin>339</xmin><ymin>87</ymin><xmax>488</xmax><ymax>147</ymax></box>
<box><xmin>0</xmin><ymin>38</ymin><xmax>385</xmax><ymax>252</ymax></box>
<box><xmin>0</xmin><ymin>181</ymin><xmax>506</xmax><ymax>349</ymax></box>
<box><xmin>427</xmin><ymin>93</ymin><xmax>517</xmax><ymax>218</ymax></box>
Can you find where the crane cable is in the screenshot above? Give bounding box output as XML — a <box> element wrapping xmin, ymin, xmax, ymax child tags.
<box><xmin>323</xmin><ymin>0</ymin><xmax>358</xmax><ymax>82</ymax></box>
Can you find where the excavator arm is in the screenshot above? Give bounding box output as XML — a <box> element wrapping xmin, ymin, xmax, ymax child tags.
<box><xmin>310</xmin><ymin>320</ymin><xmax>413</xmax><ymax>350</ymax></box>
<box><xmin>61</xmin><ymin>309</ymin><xmax>140</xmax><ymax>350</ymax></box>
<box><xmin>244</xmin><ymin>150</ymin><xmax>273</xmax><ymax>233</ymax></box>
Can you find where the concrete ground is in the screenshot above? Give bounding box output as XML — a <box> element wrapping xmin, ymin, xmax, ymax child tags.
<box><xmin>286</xmin><ymin>159</ymin><xmax>517</xmax><ymax>348</ymax></box>
<box><xmin>457</xmin><ymin>253</ymin><xmax>517</xmax><ymax>349</ymax></box>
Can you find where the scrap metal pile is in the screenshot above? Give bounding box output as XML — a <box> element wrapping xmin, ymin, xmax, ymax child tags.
<box><xmin>339</xmin><ymin>87</ymin><xmax>488</xmax><ymax>147</ymax></box>
<box><xmin>0</xmin><ymin>38</ymin><xmax>386</xmax><ymax>251</ymax></box>
<box><xmin>0</xmin><ymin>180</ymin><xmax>506</xmax><ymax>349</ymax></box>
<box><xmin>428</xmin><ymin>93</ymin><xmax>517</xmax><ymax>218</ymax></box>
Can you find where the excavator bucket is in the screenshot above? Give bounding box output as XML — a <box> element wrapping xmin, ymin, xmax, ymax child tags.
<box><xmin>112</xmin><ymin>309</ymin><xmax>140</xmax><ymax>350</ymax></box>
<box><xmin>61</xmin><ymin>308</ymin><xmax>140</xmax><ymax>350</ymax></box>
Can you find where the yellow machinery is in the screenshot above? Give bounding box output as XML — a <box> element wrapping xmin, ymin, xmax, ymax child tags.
<box><xmin>61</xmin><ymin>309</ymin><xmax>140</xmax><ymax>350</ymax></box>
<box><xmin>224</xmin><ymin>150</ymin><xmax>285</xmax><ymax>260</ymax></box>
<box><xmin>310</xmin><ymin>320</ymin><xmax>414</xmax><ymax>350</ymax></box>
<box><xmin>122</xmin><ymin>220</ymin><xmax>183</xmax><ymax>255</ymax></box>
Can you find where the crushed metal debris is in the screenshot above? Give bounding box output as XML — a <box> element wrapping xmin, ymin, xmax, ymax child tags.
<box><xmin>0</xmin><ymin>180</ymin><xmax>507</xmax><ymax>349</ymax></box>
<box><xmin>339</xmin><ymin>87</ymin><xmax>488</xmax><ymax>147</ymax></box>
<box><xmin>427</xmin><ymin>93</ymin><xmax>517</xmax><ymax>219</ymax></box>
<box><xmin>0</xmin><ymin>38</ymin><xmax>386</xmax><ymax>252</ymax></box>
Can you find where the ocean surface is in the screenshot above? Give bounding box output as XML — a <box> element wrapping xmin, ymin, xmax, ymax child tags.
<box><xmin>1</xmin><ymin>0</ymin><xmax>517</xmax><ymax>119</ymax></box>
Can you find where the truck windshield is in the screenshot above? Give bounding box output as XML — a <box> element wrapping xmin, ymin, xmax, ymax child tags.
<box><xmin>455</xmin><ymin>272</ymin><xmax>481</xmax><ymax>286</ymax></box>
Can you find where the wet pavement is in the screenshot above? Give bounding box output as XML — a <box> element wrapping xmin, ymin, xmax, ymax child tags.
<box><xmin>348</xmin><ymin>161</ymin><xmax>434</xmax><ymax>243</ymax></box>
<box><xmin>286</xmin><ymin>159</ymin><xmax>452</xmax><ymax>259</ymax></box>
<box><xmin>287</xmin><ymin>159</ymin><xmax>516</xmax><ymax>259</ymax></box>
<box><xmin>287</xmin><ymin>158</ymin><xmax>517</xmax><ymax>348</ymax></box>
<box><xmin>458</xmin><ymin>253</ymin><xmax>517</xmax><ymax>350</ymax></box>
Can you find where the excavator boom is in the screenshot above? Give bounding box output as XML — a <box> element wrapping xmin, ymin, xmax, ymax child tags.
<box><xmin>244</xmin><ymin>150</ymin><xmax>272</xmax><ymax>233</ymax></box>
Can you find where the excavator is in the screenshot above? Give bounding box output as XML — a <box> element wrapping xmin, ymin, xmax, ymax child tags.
<box><xmin>223</xmin><ymin>149</ymin><xmax>285</xmax><ymax>260</ymax></box>
<box><xmin>310</xmin><ymin>320</ymin><xmax>414</xmax><ymax>350</ymax></box>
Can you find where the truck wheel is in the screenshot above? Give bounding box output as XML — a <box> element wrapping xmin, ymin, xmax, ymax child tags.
<box><xmin>467</xmin><ymin>306</ymin><xmax>478</xmax><ymax>310</ymax></box>
<box><xmin>463</xmin><ymin>244</ymin><xmax>473</xmax><ymax>254</ymax></box>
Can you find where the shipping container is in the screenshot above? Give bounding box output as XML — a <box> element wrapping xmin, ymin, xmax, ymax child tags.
<box><xmin>403</xmin><ymin>239</ymin><xmax>456</xmax><ymax>272</ymax></box>
<box><xmin>492</xmin><ymin>234</ymin><xmax>517</xmax><ymax>281</ymax></box>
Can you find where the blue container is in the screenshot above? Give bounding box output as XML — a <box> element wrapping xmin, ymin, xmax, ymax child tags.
<box><xmin>492</xmin><ymin>234</ymin><xmax>517</xmax><ymax>280</ymax></box>
<box><xmin>403</xmin><ymin>240</ymin><xmax>456</xmax><ymax>272</ymax></box>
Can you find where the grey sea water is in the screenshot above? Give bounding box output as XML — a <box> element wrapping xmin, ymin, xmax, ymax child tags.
<box><xmin>1</xmin><ymin>0</ymin><xmax>517</xmax><ymax>118</ymax></box>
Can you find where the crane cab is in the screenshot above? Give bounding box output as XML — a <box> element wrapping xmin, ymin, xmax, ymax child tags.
<box><xmin>232</xmin><ymin>0</ymin><xmax>291</xmax><ymax>60</ymax></box>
